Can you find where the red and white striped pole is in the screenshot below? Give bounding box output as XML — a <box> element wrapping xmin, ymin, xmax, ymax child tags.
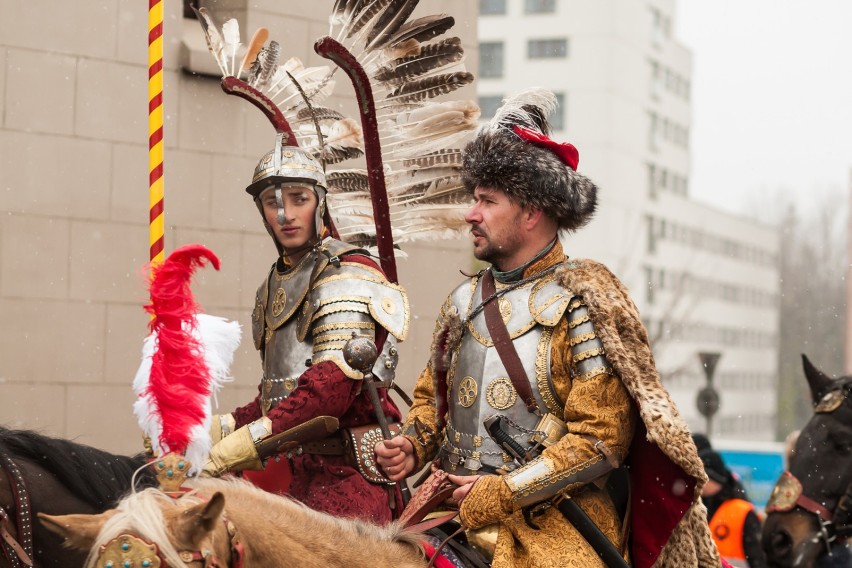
<box><xmin>148</xmin><ymin>0</ymin><xmax>165</xmax><ymax>271</ymax></box>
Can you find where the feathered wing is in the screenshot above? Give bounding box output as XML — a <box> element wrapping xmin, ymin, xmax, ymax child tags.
<box><xmin>323</xmin><ymin>2</ymin><xmax>479</xmax><ymax>247</ymax></box>
<box><xmin>195</xmin><ymin>3</ymin><xmax>478</xmax><ymax>248</ymax></box>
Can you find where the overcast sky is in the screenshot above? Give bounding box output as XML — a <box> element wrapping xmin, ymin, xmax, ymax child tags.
<box><xmin>675</xmin><ymin>0</ymin><xmax>852</xmax><ymax>217</ymax></box>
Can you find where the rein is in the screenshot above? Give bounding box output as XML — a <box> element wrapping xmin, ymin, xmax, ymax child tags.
<box><xmin>0</xmin><ymin>450</ymin><xmax>33</xmax><ymax>567</ymax></box>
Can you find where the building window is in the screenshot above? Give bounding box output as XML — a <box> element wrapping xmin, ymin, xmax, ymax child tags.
<box><xmin>479</xmin><ymin>42</ymin><xmax>504</xmax><ymax>78</ymax></box>
<box><xmin>527</xmin><ymin>38</ymin><xmax>568</xmax><ymax>59</ymax></box>
<box><xmin>480</xmin><ymin>0</ymin><xmax>507</xmax><ymax>15</ymax></box>
<box><xmin>550</xmin><ymin>92</ymin><xmax>566</xmax><ymax>131</ymax></box>
<box><xmin>524</xmin><ymin>0</ymin><xmax>556</xmax><ymax>14</ymax></box>
<box><xmin>478</xmin><ymin>95</ymin><xmax>503</xmax><ymax>120</ymax></box>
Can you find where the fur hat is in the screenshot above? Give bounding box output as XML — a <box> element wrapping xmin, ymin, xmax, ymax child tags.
<box><xmin>461</xmin><ymin>89</ymin><xmax>598</xmax><ymax>231</ymax></box>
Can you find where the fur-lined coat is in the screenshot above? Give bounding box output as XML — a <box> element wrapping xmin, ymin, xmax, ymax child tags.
<box><xmin>402</xmin><ymin>251</ymin><xmax>720</xmax><ymax>568</ymax></box>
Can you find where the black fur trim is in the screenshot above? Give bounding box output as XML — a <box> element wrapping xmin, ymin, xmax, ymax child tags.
<box><xmin>461</xmin><ymin>130</ymin><xmax>598</xmax><ymax>231</ymax></box>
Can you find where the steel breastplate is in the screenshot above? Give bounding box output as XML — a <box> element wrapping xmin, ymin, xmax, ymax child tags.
<box><xmin>261</xmin><ymin>316</ymin><xmax>313</xmax><ymax>414</ymax></box>
<box><xmin>441</xmin><ymin>270</ymin><xmax>573</xmax><ymax>474</ymax></box>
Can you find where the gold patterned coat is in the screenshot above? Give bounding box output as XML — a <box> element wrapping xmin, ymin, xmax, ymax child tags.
<box><xmin>402</xmin><ymin>244</ymin><xmax>721</xmax><ymax>568</ymax></box>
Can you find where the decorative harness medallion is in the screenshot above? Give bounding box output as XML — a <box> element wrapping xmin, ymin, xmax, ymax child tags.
<box><xmin>486</xmin><ymin>377</ymin><xmax>518</xmax><ymax>410</ymax></box>
<box><xmin>458</xmin><ymin>376</ymin><xmax>478</xmax><ymax>408</ymax></box>
<box><xmin>271</xmin><ymin>288</ymin><xmax>287</xmax><ymax>317</ymax></box>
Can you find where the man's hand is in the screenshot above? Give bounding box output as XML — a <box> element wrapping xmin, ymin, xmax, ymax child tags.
<box><xmin>375</xmin><ymin>436</ymin><xmax>416</xmax><ymax>481</ymax></box>
<box><xmin>447</xmin><ymin>473</ymin><xmax>481</xmax><ymax>505</ymax></box>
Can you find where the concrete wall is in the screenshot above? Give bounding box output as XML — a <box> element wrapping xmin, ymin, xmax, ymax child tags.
<box><xmin>0</xmin><ymin>0</ymin><xmax>478</xmax><ymax>453</ymax></box>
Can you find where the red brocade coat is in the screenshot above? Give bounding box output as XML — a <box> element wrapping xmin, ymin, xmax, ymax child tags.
<box><xmin>232</xmin><ymin>249</ymin><xmax>404</xmax><ymax>524</ymax></box>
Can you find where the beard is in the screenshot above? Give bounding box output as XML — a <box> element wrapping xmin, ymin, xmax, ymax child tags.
<box><xmin>470</xmin><ymin>220</ymin><xmax>523</xmax><ymax>269</ymax></box>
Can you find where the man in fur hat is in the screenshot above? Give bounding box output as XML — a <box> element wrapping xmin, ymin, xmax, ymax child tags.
<box><xmin>376</xmin><ymin>90</ymin><xmax>720</xmax><ymax>566</ymax></box>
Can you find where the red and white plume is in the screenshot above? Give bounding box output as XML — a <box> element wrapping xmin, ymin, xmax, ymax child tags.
<box><xmin>133</xmin><ymin>244</ymin><xmax>241</xmax><ymax>476</ymax></box>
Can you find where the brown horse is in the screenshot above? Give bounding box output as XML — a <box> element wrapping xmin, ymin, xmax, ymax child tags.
<box><xmin>0</xmin><ymin>427</ymin><xmax>155</xmax><ymax>567</ymax></box>
<box><xmin>40</xmin><ymin>477</ymin><xmax>436</xmax><ymax>568</ymax></box>
<box><xmin>762</xmin><ymin>355</ymin><xmax>852</xmax><ymax>567</ymax></box>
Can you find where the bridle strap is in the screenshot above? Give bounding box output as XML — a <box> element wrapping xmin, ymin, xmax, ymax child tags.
<box><xmin>177</xmin><ymin>515</ymin><xmax>244</xmax><ymax>568</ymax></box>
<box><xmin>0</xmin><ymin>451</ymin><xmax>33</xmax><ymax>567</ymax></box>
<box><xmin>0</xmin><ymin>508</ymin><xmax>32</xmax><ymax>567</ymax></box>
<box><xmin>796</xmin><ymin>492</ymin><xmax>835</xmax><ymax>522</ymax></box>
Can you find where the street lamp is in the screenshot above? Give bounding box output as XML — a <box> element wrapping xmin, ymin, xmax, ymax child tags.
<box><xmin>696</xmin><ymin>352</ymin><xmax>721</xmax><ymax>438</ymax></box>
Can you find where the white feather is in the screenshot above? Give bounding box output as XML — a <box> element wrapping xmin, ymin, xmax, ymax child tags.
<box><xmin>222</xmin><ymin>19</ymin><xmax>241</xmax><ymax>77</ymax></box>
<box><xmin>132</xmin><ymin>313</ymin><xmax>242</xmax><ymax>476</ymax></box>
<box><xmin>488</xmin><ymin>87</ymin><xmax>557</xmax><ymax>135</ymax></box>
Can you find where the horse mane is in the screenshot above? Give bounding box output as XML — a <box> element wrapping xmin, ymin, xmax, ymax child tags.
<box><xmin>0</xmin><ymin>426</ymin><xmax>156</xmax><ymax>509</ymax></box>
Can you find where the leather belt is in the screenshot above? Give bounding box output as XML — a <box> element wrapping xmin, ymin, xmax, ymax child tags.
<box><xmin>300</xmin><ymin>436</ymin><xmax>346</xmax><ymax>456</ymax></box>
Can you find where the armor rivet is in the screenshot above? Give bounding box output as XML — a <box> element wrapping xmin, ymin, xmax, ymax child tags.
<box><xmin>389</xmin><ymin>347</ymin><xmax>397</xmax><ymax>356</ymax></box>
<box><xmin>384</xmin><ymin>360</ymin><xmax>393</xmax><ymax>369</ymax></box>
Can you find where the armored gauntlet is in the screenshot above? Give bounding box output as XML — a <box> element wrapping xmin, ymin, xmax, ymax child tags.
<box><xmin>203</xmin><ymin>417</ymin><xmax>272</xmax><ymax>477</ymax></box>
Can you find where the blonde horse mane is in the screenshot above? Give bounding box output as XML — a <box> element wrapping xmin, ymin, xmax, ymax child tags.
<box><xmin>85</xmin><ymin>477</ymin><xmax>427</xmax><ymax>568</ymax></box>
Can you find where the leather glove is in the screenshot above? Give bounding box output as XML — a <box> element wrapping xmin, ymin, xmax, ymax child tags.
<box><xmin>209</xmin><ymin>413</ymin><xmax>236</xmax><ymax>444</ymax></box>
<box><xmin>203</xmin><ymin>417</ymin><xmax>272</xmax><ymax>477</ymax></box>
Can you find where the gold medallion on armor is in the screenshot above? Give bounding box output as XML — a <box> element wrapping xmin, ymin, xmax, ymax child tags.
<box><xmin>458</xmin><ymin>376</ymin><xmax>478</xmax><ymax>407</ymax></box>
<box><xmin>486</xmin><ymin>377</ymin><xmax>518</xmax><ymax>410</ymax></box>
<box><xmin>498</xmin><ymin>297</ymin><xmax>512</xmax><ymax>323</ymax></box>
<box><xmin>271</xmin><ymin>288</ymin><xmax>287</xmax><ymax>316</ymax></box>
<box><xmin>284</xmin><ymin>378</ymin><xmax>297</xmax><ymax>392</ymax></box>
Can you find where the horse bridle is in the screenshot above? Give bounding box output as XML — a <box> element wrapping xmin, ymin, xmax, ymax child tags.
<box><xmin>766</xmin><ymin>385</ymin><xmax>852</xmax><ymax>557</ymax></box>
<box><xmin>0</xmin><ymin>450</ymin><xmax>33</xmax><ymax>567</ymax></box>
<box><xmin>97</xmin><ymin>497</ymin><xmax>244</xmax><ymax>568</ymax></box>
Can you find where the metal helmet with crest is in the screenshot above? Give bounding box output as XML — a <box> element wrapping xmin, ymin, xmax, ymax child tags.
<box><xmin>193</xmin><ymin>0</ymin><xmax>480</xmax><ymax>282</ymax></box>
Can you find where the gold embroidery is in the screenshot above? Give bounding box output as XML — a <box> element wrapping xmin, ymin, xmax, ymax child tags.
<box><xmin>271</xmin><ymin>288</ymin><xmax>287</xmax><ymax>317</ymax></box>
<box><xmin>572</xmin><ymin>347</ymin><xmax>606</xmax><ymax>363</ymax></box>
<box><xmin>536</xmin><ymin>327</ymin><xmax>562</xmax><ymax>415</ymax></box>
<box><xmin>458</xmin><ymin>376</ymin><xmax>478</xmax><ymax>407</ymax></box>
<box><xmin>486</xmin><ymin>377</ymin><xmax>517</xmax><ymax>410</ymax></box>
<box><xmin>568</xmin><ymin>331</ymin><xmax>597</xmax><ymax>347</ymax></box>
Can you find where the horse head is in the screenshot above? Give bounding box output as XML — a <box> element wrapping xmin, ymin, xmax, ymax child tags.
<box><xmin>762</xmin><ymin>355</ymin><xmax>852</xmax><ymax>567</ymax></box>
<box><xmin>39</xmin><ymin>489</ymin><xmax>235</xmax><ymax>568</ymax></box>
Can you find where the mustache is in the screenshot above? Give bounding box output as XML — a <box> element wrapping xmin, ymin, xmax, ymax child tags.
<box><xmin>470</xmin><ymin>224</ymin><xmax>487</xmax><ymax>237</ymax></box>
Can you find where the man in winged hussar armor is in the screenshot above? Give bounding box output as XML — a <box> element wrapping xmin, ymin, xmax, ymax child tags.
<box><xmin>376</xmin><ymin>90</ymin><xmax>722</xmax><ymax>567</ymax></box>
<box><xmin>202</xmin><ymin>131</ymin><xmax>410</xmax><ymax>524</ymax></box>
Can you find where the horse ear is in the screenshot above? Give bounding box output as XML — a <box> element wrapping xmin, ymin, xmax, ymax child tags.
<box><xmin>178</xmin><ymin>492</ymin><xmax>226</xmax><ymax>546</ymax></box>
<box><xmin>802</xmin><ymin>354</ymin><xmax>835</xmax><ymax>404</ymax></box>
<box><xmin>38</xmin><ymin>510</ymin><xmax>116</xmax><ymax>550</ymax></box>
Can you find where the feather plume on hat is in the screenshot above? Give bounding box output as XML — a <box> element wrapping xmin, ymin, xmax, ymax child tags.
<box><xmin>461</xmin><ymin>88</ymin><xmax>598</xmax><ymax>232</ymax></box>
<box><xmin>132</xmin><ymin>244</ymin><xmax>241</xmax><ymax>478</ymax></box>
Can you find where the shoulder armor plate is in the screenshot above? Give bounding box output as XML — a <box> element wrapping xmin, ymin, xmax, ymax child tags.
<box><xmin>528</xmin><ymin>270</ymin><xmax>574</xmax><ymax>326</ymax></box>
<box><xmin>300</xmin><ymin>260</ymin><xmax>410</xmax><ymax>341</ymax></box>
<box><xmin>567</xmin><ymin>298</ymin><xmax>614</xmax><ymax>381</ymax></box>
<box><xmin>252</xmin><ymin>266</ymin><xmax>274</xmax><ymax>350</ymax></box>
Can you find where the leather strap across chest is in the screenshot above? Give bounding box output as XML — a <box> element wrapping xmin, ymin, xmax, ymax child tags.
<box><xmin>481</xmin><ymin>270</ymin><xmax>540</xmax><ymax>414</ymax></box>
<box><xmin>0</xmin><ymin>451</ymin><xmax>33</xmax><ymax>567</ymax></box>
